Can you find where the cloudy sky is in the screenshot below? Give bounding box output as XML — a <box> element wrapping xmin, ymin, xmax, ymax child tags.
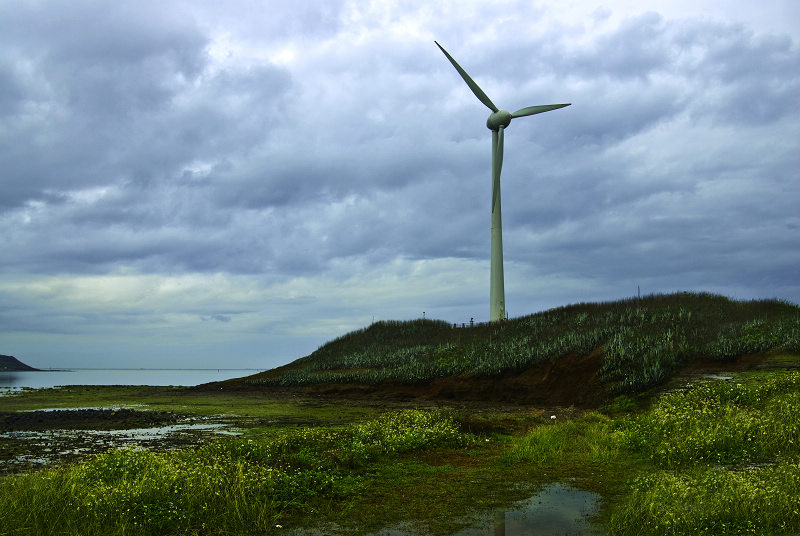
<box><xmin>1</xmin><ymin>0</ymin><xmax>798</xmax><ymax>369</ymax></box>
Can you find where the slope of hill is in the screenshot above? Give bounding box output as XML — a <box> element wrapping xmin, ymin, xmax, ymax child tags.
<box><xmin>0</xmin><ymin>355</ymin><xmax>39</xmax><ymax>372</ymax></box>
<box><xmin>238</xmin><ymin>293</ymin><xmax>800</xmax><ymax>404</ymax></box>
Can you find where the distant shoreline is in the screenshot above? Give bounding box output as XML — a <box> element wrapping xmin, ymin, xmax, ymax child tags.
<box><xmin>0</xmin><ymin>368</ymin><xmax>266</xmax><ymax>390</ymax></box>
<box><xmin>1</xmin><ymin>366</ymin><xmax>263</xmax><ymax>372</ymax></box>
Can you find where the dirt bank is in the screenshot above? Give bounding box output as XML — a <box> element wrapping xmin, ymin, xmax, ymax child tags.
<box><xmin>197</xmin><ymin>351</ymin><xmax>790</xmax><ymax>407</ymax></box>
<box><xmin>195</xmin><ymin>348</ymin><xmax>608</xmax><ymax>406</ymax></box>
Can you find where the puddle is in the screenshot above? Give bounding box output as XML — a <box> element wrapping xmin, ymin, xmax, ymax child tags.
<box><xmin>18</xmin><ymin>405</ymin><xmax>145</xmax><ymax>412</ymax></box>
<box><xmin>344</xmin><ymin>483</ymin><xmax>603</xmax><ymax>536</ymax></box>
<box><xmin>41</xmin><ymin>421</ymin><xmax>238</xmax><ymax>440</ymax></box>
<box><xmin>702</xmin><ymin>374</ymin><xmax>733</xmax><ymax>381</ymax></box>
<box><xmin>664</xmin><ymin>371</ymin><xmax>737</xmax><ymax>395</ymax></box>
<box><xmin>454</xmin><ymin>483</ymin><xmax>604</xmax><ymax>535</ymax></box>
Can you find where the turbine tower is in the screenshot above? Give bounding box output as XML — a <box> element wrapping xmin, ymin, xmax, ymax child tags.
<box><xmin>435</xmin><ymin>41</ymin><xmax>570</xmax><ymax>322</ymax></box>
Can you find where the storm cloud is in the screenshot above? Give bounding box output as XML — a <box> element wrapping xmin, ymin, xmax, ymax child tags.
<box><xmin>1</xmin><ymin>0</ymin><xmax>797</xmax><ymax>368</ymax></box>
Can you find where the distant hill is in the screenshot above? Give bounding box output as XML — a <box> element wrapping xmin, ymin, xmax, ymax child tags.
<box><xmin>0</xmin><ymin>355</ymin><xmax>40</xmax><ymax>372</ymax></box>
<box><xmin>229</xmin><ymin>292</ymin><xmax>800</xmax><ymax>405</ymax></box>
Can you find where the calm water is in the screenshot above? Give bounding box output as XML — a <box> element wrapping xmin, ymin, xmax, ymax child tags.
<box><xmin>454</xmin><ymin>483</ymin><xmax>604</xmax><ymax>536</ymax></box>
<box><xmin>0</xmin><ymin>369</ymin><xmax>262</xmax><ymax>390</ymax></box>
<box><xmin>310</xmin><ymin>482</ymin><xmax>603</xmax><ymax>536</ymax></box>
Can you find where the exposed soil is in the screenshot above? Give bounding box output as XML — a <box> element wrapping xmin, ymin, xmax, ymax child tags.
<box><xmin>411</xmin><ymin>350</ymin><xmax>605</xmax><ymax>405</ymax></box>
<box><xmin>0</xmin><ymin>408</ymin><xmax>179</xmax><ymax>432</ymax></box>
<box><xmin>194</xmin><ymin>350</ymin><xmax>607</xmax><ymax>407</ymax></box>
<box><xmin>682</xmin><ymin>352</ymin><xmax>771</xmax><ymax>373</ymax></box>
<box><xmin>198</xmin><ymin>350</ymin><xmax>792</xmax><ymax>408</ymax></box>
<box><xmin>347</xmin><ymin>350</ymin><xmax>607</xmax><ymax>406</ymax></box>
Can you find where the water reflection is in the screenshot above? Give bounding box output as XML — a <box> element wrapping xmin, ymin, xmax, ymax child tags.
<box><xmin>456</xmin><ymin>483</ymin><xmax>604</xmax><ymax>536</ymax></box>
<box><xmin>358</xmin><ymin>483</ymin><xmax>604</xmax><ymax>536</ymax></box>
<box><xmin>0</xmin><ymin>372</ymin><xmax>20</xmax><ymax>385</ymax></box>
<box><xmin>493</xmin><ymin>509</ymin><xmax>505</xmax><ymax>536</ymax></box>
<box><xmin>446</xmin><ymin>483</ymin><xmax>603</xmax><ymax>536</ymax></box>
<box><xmin>0</xmin><ymin>410</ymin><xmax>242</xmax><ymax>473</ymax></box>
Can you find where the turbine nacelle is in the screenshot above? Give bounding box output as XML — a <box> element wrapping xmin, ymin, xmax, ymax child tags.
<box><xmin>487</xmin><ymin>110</ymin><xmax>512</xmax><ymax>131</ymax></box>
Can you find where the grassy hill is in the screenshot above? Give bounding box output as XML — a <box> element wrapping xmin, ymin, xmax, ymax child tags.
<box><xmin>242</xmin><ymin>292</ymin><xmax>800</xmax><ymax>403</ymax></box>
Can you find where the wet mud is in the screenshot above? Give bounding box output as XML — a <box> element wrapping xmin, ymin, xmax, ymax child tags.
<box><xmin>0</xmin><ymin>408</ymin><xmax>179</xmax><ymax>431</ymax></box>
<box><xmin>0</xmin><ymin>408</ymin><xmax>239</xmax><ymax>474</ymax></box>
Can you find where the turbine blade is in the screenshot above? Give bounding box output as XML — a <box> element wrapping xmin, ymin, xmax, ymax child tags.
<box><xmin>492</xmin><ymin>131</ymin><xmax>497</xmax><ymax>212</ymax></box>
<box><xmin>491</xmin><ymin>127</ymin><xmax>504</xmax><ymax>212</ymax></box>
<box><xmin>496</xmin><ymin>126</ymin><xmax>504</xmax><ymax>177</ymax></box>
<box><xmin>511</xmin><ymin>103</ymin><xmax>571</xmax><ymax>118</ymax></box>
<box><xmin>435</xmin><ymin>41</ymin><xmax>498</xmax><ymax>113</ymax></box>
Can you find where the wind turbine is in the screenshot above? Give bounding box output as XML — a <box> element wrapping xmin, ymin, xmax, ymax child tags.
<box><xmin>435</xmin><ymin>41</ymin><xmax>570</xmax><ymax>322</ymax></box>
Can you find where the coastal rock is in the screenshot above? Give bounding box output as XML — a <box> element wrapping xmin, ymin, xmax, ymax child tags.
<box><xmin>0</xmin><ymin>355</ymin><xmax>39</xmax><ymax>372</ymax></box>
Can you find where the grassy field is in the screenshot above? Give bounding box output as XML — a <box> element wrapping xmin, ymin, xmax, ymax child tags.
<box><xmin>1</xmin><ymin>362</ymin><xmax>800</xmax><ymax>535</ymax></box>
<box><xmin>2</xmin><ymin>292</ymin><xmax>799</xmax><ymax>535</ymax></box>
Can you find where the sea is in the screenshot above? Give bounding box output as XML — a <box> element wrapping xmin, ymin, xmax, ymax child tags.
<box><xmin>0</xmin><ymin>369</ymin><xmax>262</xmax><ymax>390</ymax></box>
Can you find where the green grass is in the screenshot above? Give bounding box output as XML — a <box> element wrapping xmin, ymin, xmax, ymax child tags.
<box><xmin>501</xmin><ymin>412</ymin><xmax>623</xmax><ymax>469</ymax></box>
<box><xmin>3</xmin><ymin>292</ymin><xmax>800</xmax><ymax>534</ymax></box>
<box><xmin>605</xmin><ymin>370</ymin><xmax>800</xmax><ymax>535</ymax></box>
<box><xmin>612</xmin><ymin>464</ymin><xmax>800</xmax><ymax>535</ymax></box>
<box><xmin>0</xmin><ymin>409</ymin><xmax>476</xmax><ymax>535</ymax></box>
<box><xmin>0</xmin><ymin>385</ymin><xmax>379</xmax><ymax>423</ymax></box>
<box><xmin>2</xmin><ymin>369</ymin><xmax>800</xmax><ymax>534</ymax></box>
<box><xmin>618</xmin><ymin>371</ymin><xmax>800</xmax><ymax>467</ymax></box>
<box><xmin>249</xmin><ymin>292</ymin><xmax>800</xmax><ymax>394</ymax></box>
<box><xmin>499</xmin><ymin>369</ymin><xmax>800</xmax><ymax>536</ymax></box>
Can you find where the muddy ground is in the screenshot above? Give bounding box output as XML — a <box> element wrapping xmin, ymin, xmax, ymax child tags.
<box><xmin>0</xmin><ymin>403</ymin><xmax>372</xmax><ymax>475</ymax></box>
<box><xmin>0</xmin><ymin>408</ymin><xmax>179</xmax><ymax>431</ymax></box>
<box><xmin>0</xmin><ymin>408</ymin><xmax>246</xmax><ymax>474</ymax></box>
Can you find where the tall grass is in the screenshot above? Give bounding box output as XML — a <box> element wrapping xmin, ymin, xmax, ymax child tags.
<box><xmin>0</xmin><ymin>410</ymin><xmax>474</xmax><ymax>536</ymax></box>
<box><xmin>608</xmin><ymin>370</ymin><xmax>800</xmax><ymax>535</ymax></box>
<box><xmin>250</xmin><ymin>293</ymin><xmax>800</xmax><ymax>394</ymax></box>
<box><xmin>616</xmin><ymin>371</ymin><xmax>800</xmax><ymax>466</ymax></box>
<box><xmin>500</xmin><ymin>412</ymin><xmax>621</xmax><ymax>467</ymax></box>
<box><xmin>503</xmin><ymin>370</ymin><xmax>800</xmax><ymax>535</ymax></box>
<box><xmin>612</xmin><ymin>463</ymin><xmax>800</xmax><ymax>535</ymax></box>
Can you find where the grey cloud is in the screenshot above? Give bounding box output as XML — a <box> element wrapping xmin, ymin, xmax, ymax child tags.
<box><xmin>1</xmin><ymin>2</ymin><xmax>797</xmax><ymax>370</ymax></box>
<box><xmin>672</xmin><ymin>22</ymin><xmax>799</xmax><ymax>125</ymax></box>
<box><xmin>0</xmin><ymin>2</ymin><xmax>293</xmax><ymax>213</ymax></box>
<box><xmin>203</xmin><ymin>314</ymin><xmax>232</xmax><ymax>323</ymax></box>
<box><xmin>183</xmin><ymin>0</ymin><xmax>347</xmax><ymax>44</ymax></box>
<box><xmin>0</xmin><ymin>2</ymin><xmax>208</xmax><ymax>117</ymax></box>
<box><xmin>445</xmin><ymin>13</ymin><xmax>671</xmax><ymax>90</ymax></box>
<box><xmin>573</xmin><ymin>12</ymin><xmax>671</xmax><ymax>79</ymax></box>
<box><xmin>0</xmin><ymin>59</ymin><xmax>25</xmax><ymax>116</ymax></box>
<box><xmin>1</xmin><ymin>5</ymin><xmax>797</xmax><ymax>305</ymax></box>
